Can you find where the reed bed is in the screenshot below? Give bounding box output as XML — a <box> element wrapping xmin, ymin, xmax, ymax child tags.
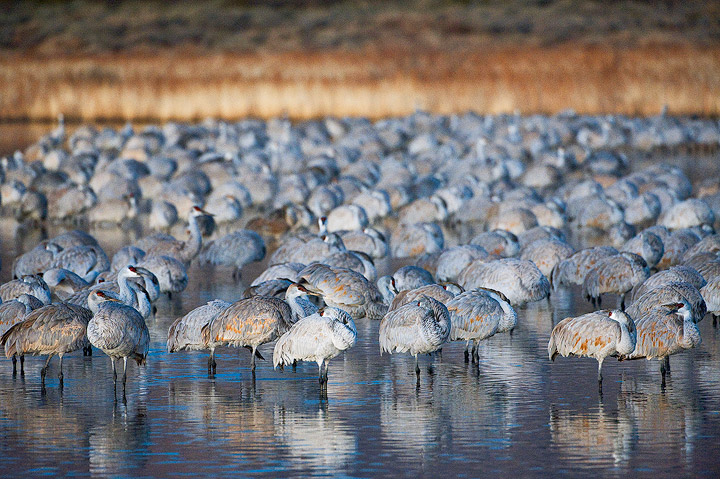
<box><xmin>2</xmin><ymin>45</ymin><xmax>719</xmax><ymax>121</ymax></box>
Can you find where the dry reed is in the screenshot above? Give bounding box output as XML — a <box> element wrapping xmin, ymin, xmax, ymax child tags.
<box><xmin>1</xmin><ymin>45</ymin><xmax>719</xmax><ymax>121</ymax></box>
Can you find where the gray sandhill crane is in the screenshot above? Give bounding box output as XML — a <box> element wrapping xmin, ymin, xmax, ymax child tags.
<box><xmin>582</xmin><ymin>252</ymin><xmax>650</xmax><ymax>309</ymax></box>
<box><xmin>137</xmin><ymin>255</ymin><xmax>188</xmax><ymax>295</ymax></box>
<box><xmin>43</xmin><ymin>268</ymin><xmax>90</xmax><ymax>300</ymax></box>
<box><xmin>0</xmin><ymin>275</ymin><xmax>52</xmax><ymax>305</ymax></box>
<box><xmin>520</xmin><ymin>238</ymin><xmax>575</xmax><ymax>278</ymax></box>
<box><xmin>202</xmin><ymin>295</ymin><xmax>294</xmax><ymax>375</ymax></box>
<box><xmin>87</xmin><ymin>290</ymin><xmax>150</xmax><ymax>390</ymax></box>
<box><xmin>273</xmin><ymin>307</ymin><xmax>357</xmax><ymax>390</ymax></box>
<box><xmin>700</xmin><ymin>277</ymin><xmax>720</xmax><ymax>327</ymax></box>
<box><xmin>298</xmin><ymin>263</ymin><xmax>387</xmax><ymax>320</ymax></box>
<box><xmin>197</xmin><ymin>230</ymin><xmax>266</xmax><ymax>281</ymax></box>
<box><xmin>143</xmin><ymin>206</ymin><xmax>213</xmax><ymax>266</ymax></box>
<box><xmin>445</xmin><ymin>288</ymin><xmax>518</xmax><ymax>362</ymax></box>
<box><xmin>627</xmin><ymin>281</ymin><xmax>707</xmax><ymax>324</ymax></box>
<box><xmin>1</xmin><ymin>302</ymin><xmax>92</xmax><ymax>387</ymax></box>
<box><xmin>167</xmin><ymin>299</ymin><xmax>232</xmax><ymax>374</ymax></box>
<box><xmin>548</xmin><ymin>310</ymin><xmax>636</xmax><ymax>392</ymax></box>
<box><xmin>458</xmin><ymin>258</ymin><xmax>550</xmax><ymax>306</ymax></box>
<box><xmin>683</xmin><ymin>253</ymin><xmax>720</xmax><ymax>282</ymax></box>
<box><xmin>550</xmin><ymin>246</ymin><xmax>618</xmax><ymax>290</ymax></box>
<box><xmin>320</xmin><ymin>250</ymin><xmax>377</xmax><ymax>282</ymax></box>
<box><xmin>631</xmin><ymin>265</ymin><xmax>706</xmax><ymax>301</ymax></box>
<box><xmin>251</xmin><ymin>262</ymin><xmax>306</xmax><ymax>286</ymax></box>
<box><xmin>435</xmin><ymin>245</ymin><xmax>489</xmax><ymax>283</ymax></box>
<box><xmin>50</xmin><ymin>244</ymin><xmax>109</xmax><ymax>283</ymax></box>
<box><xmin>469</xmin><ymin>229</ymin><xmax>520</xmax><ymax>257</ymax></box>
<box><xmin>392</xmin><ymin>265</ymin><xmax>435</xmax><ymax>291</ymax></box>
<box><xmin>0</xmin><ymin>294</ymin><xmax>44</xmax><ymax>372</ymax></box>
<box><xmin>379</xmin><ymin>295</ymin><xmax>450</xmax><ymax>383</ymax></box>
<box><xmin>626</xmin><ymin>300</ymin><xmax>700</xmax><ymax>386</ymax></box>
<box><xmin>389</xmin><ymin>284</ymin><xmax>456</xmax><ymax>312</ymax></box>
<box><xmin>448</xmin><ymin>288</ymin><xmax>517</xmax><ymax>363</ymax></box>
<box><xmin>621</xmin><ymin>231</ymin><xmax>664</xmax><ymax>270</ymax></box>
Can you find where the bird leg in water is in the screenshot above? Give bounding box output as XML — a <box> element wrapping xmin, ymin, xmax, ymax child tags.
<box><xmin>663</xmin><ymin>356</ymin><xmax>670</xmax><ymax>374</ymax></box>
<box><xmin>464</xmin><ymin>342</ymin><xmax>470</xmax><ymax>363</ymax></box>
<box><xmin>207</xmin><ymin>349</ymin><xmax>217</xmax><ymax>375</ymax></box>
<box><xmin>111</xmin><ymin>357</ymin><xmax>117</xmax><ymax>385</ymax></box>
<box><xmin>122</xmin><ymin>357</ymin><xmax>128</xmax><ymax>389</ymax></box>
<box><xmin>12</xmin><ymin>356</ymin><xmax>16</xmax><ymax>375</ymax></box>
<box><xmin>660</xmin><ymin>357</ymin><xmax>668</xmax><ymax>387</ymax></box>
<box><xmin>251</xmin><ymin>348</ymin><xmax>257</xmax><ymax>372</ymax></box>
<box><xmin>597</xmin><ymin>358</ymin><xmax>603</xmax><ymax>393</ymax></box>
<box><xmin>40</xmin><ymin>354</ymin><xmax>53</xmax><ymax>386</ymax></box>
<box><xmin>415</xmin><ymin>355</ymin><xmax>420</xmax><ymax>377</ymax></box>
<box><xmin>292</xmin><ymin>360</ymin><xmax>297</xmax><ymax>372</ymax></box>
<box><xmin>472</xmin><ymin>340</ymin><xmax>480</xmax><ymax>363</ymax></box>
<box><xmin>20</xmin><ymin>355</ymin><xmax>25</xmax><ymax>374</ymax></box>
<box><xmin>714</xmin><ymin>315</ymin><xmax>718</xmax><ymax>328</ymax></box>
<box><xmin>58</xmin><ymin>354</ymin><xmax>64</xmax><ymax>388</ymax></box>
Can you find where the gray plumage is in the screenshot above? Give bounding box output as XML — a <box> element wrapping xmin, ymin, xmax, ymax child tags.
<box><xmin>197</xmin><ymin>230</ymin><xmax>266</xmax><ymax>276</ymax></box>
<box><xmin>298</xmin><ymin>263</ymin><xmax>388</xmax><ymax>320</ymax></box>
<box><xmin>520</xmin><ymin>238</ymin><xmax>575</xmax><ymax>278</ymax></box>
<box><xmin>379</xmin><ymin>295</ymin><xmax>450</xmax><ymax>379</ymax></box>
<box><xmin>1</xmin><ymin>302</ymin><xmax>92</xmax><ymax>385</ymax></box>
<box><xmin>389</xmin><ymin>284</ymin><xmax>455</xmax><ymax>312</ymax></box>
<box><xmin>273</xmin><ymin>308</ymin><xmax>357</xmax><ymax>387</ymax></box>
<box><xmin>582</xmin><ymin>252</ymin><xmax>650</xmax><ymax>309</ymax></box>
<box><xmin>137</xmin><ymin>255</ymin><xmax>188</xmax><ymax>294</ymax></box>
<box><xmin>628</xmin><ymin>281</ymin><xmax>707</xmax><ymax>323</ymax></box>
<box><xmin>550</xmin><ymin>246</ymin><xmax>618</xmax><ymax>289</ymax></box>
<box><xmin>632</xmin><ymin>266</ymin><xmax>706</xmax><ymax>302</ymax></box>
<box><xmin>458</xmin><ymin>258</ymin><xmax>550</xmax><ymax>306</ymax></box>
<box><xmin>0</xmin><ymin>275</ymin><xmax>52</xmax><ymax>305</ymax></box>
<box><xmin>167</xmin><ymin>299</ymin><xmax>231</xmax><ymax>373</ymax></box>
<box><xmin>202</xmin><ymin>295</ymin><xmax>294</xmax><ymax>373</ymax></box>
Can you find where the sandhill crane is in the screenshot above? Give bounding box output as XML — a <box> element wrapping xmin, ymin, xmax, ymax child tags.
<box><xmin>202</xmin><ymin>296</ymin><xmax>294</xmax><ymax>375</ymax></box>
<box><xmin>320</xmin><ymin>250</ymin><xmax>377</xmax><ymax>282</ymax></box>
<box><xmin>273</xmin><ymin>308</ymin><xmax>357</xmax><ymax>390</ymax></box>
<box><xmin>87</xmin><ymin>291</ymin><xmax>150</xmax><ymax>391</ymax></box>
<box><xmin>458</xmin><ymin>258</ymin><xmax>550</xmax><ymax>306</ymax></box>
<box><xmin>0</xmin><ymin>275</ymin><xmax>52</xmax><ymax>305</ymax></box>
<box><xmin>389</xmin><ymin>284</ymin><xmax>456</xmax><ymax>311</ymax></box>
<box><xmin>470</xmin><ymin>229</ymin><xmax>520</xmax><ymax>257</ymax></box>
<box><xmin>379</xmin><ymin>295</ymin><xmax>450</xmax><ymax>383</ymax></box>
<box><xmin>520</xmin><ymin>238</ymin><xmax>575</xmax><ymax>278</ymax></box>
<box><xmin>167</xmin><ymin>299</ymin><xmax>231</xmax><ymax>374</ymax></box>
<box><xmin>110</xmin><ymin>246</ymin><xmax>146</xmax><ymax>272</ymax></box>
<box><xmin>137</xmin><ymin>255</ymin><xmax>188</xmax><ymax>295</ymax></box>
<box><xmin>390</xmin><ymin>222</ymin><xmax>444</xmax><ymax>258</ymax></box>
<box><xmin>12</xmin><ymin>241</ymin><xmax>62</xmax><ymax>277</ymax></box>
<box><xmin>50</xmin><ymin>244</ymin><xmax>110</xmax><ymax>282</ymax></box>
<box><xmin>700</xmin><ymin>277</ymin><xmax>720</xmax><ymax>327</ymax></box>
<box><xmin>550</xmin><ymin>246</ymin><xmax>618</xmax><ymax>290</ymax></box>
<box><xmin>632</xmin><ymin>265</ymin><xmax>706</xmax><ymax>301</ymax></box>
<box><xmin>340</xmin><ymin>227</ymin><xmax>389</xmax><ymax>259</ymax></box>
<box><xmin>298</xmin><ymin>263</ymin><xmax>387</xmax><ymax>320</ymax></box>
<box><xmin>1</xmin><ymin>302</ymin><xmax>92</xmax><ymax>387</ymax></box>
<box><xmin>0</xmin><ymin>294</ymin><xmax>44</xmax><ymax>372</ymax></box>
<box><xmin>448</xmin><ymin>288</ymin><xmax>517</xmax><ymax>362</ymax></box>
<box><xmin>435</xmin><ymin>245</ymin><xmax>489</xmax><ymax>283</ymax></box>
<box><xmin>628</xmin><ymin>281</ymin><xmax>707</xmax><ymax>323</ymax></box>
<box><xmin>548</xmin><ymin>310</ymin><xmax>636</xmax><ymax>391</ymax></box>
<box><xmin>197</xmin><ymin>230</ymin><xmax>266</xmax><ymax>281</ymax></box>
<box><xmin>252</xmin><ymin>262</ymin><xmax>306</xmax><ymax>286</ymax></box>
<box><xmin>392</xmin><ymin>266</ymin><xmax>435</xmax><ymax>291</ymax></box>
<box><xmin>42</xmin><ymin>268</ymin><xmax>90</xmax><ymax>300</ymax></box>
<box><xmin>583</xmin><ymin>252</ymin><xmax>650</xmax><ymax>309</ymax></box>
<box><xmin>626</xmin><ymin>300</ymin><xmax>700</xmax><ymax>386</ymax></box>
<box><xmin>143</xmin><ymin>206</ymin><xmax>213</xmax><ymax>266</ymax></box>
<box><xmin>621</xmin><ymin>231</ymin><xmax>664</xmax><ymax>270</ymax></box>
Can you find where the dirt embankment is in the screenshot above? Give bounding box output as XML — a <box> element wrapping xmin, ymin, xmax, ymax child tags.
<box><xmin>2</xmin><ymin>1</ymin><xmax>720</xmax><ymax>121</ymax></box>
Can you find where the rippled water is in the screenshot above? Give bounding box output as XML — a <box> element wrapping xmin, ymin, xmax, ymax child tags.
<box><xmin>1</xmin><ymin>222</ymin><xmax>720</xmax><ymax>478</ymax></box>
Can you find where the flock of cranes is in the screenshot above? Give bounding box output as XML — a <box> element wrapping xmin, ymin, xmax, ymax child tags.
<box><xmin>0</xmin><ymin>110</ymin><xmax>719</xmax><ymax>397</ymax></box>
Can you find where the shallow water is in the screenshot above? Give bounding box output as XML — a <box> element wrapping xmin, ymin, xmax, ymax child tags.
<box><xmin>1</xmin><ymin>223</ymin><xmax>720</xmax><ymax>479</ymax></box>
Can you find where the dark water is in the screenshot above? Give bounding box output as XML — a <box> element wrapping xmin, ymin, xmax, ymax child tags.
<box><xmin>1</xmin><ymin>124</ymin><xmax>720</xmax><ymax>478</ymax></box>
<box><xmin>1</xmin><ymin>223</ymin><xmax>720</xmax><ymax>479</ymax></box>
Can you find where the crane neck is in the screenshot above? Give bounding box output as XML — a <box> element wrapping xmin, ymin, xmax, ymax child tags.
<box><xmin>616</xmin><ymin>319</ymin><xmax>636</xmax><ymax>356</ymax></box>
<box><xmin>182</xmin><ymin>213</ymin><xmax>203</xmax><ymax>262</ymax></box>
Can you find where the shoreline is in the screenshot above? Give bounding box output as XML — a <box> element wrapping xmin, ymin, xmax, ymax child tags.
<box><xmin>2</xmin><ymin>44</ymin><xmax>720</xmax><ymax>121</ymax></box>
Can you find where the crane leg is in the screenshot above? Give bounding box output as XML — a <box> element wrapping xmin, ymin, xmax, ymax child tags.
<box><xmin>111</xmin><ymin>357</ymin><xmax>117</xmax><ymax>386</ymax></box>
<box><xmin>251</xmin><ymin>348</ymin><xmax>257</xmax><ymax>373</ymax></box>
<box><xmin>208</xmin><ymin>350</ymin><xmax>216</xmax><ymax>375</ymax></box>
<box><xmin>12</xmin><ymin>355</ymin><xmax>16</xmax><ymax>375</ymax></box>
<box><xmin>660</xmin><ymin>358</ymin><xmax>668</xmax><ymax>387</ymax></box>
<box><xmin>40</xmin><ymin>354</ymin><xmax>53</xmax><ymax>386</ymax></box>
<box><xmin>713</xmin><ymin>314</ymin><xmax>718</xmax><ymax>328</ymax></box>
<box><xmin>464</xmin><ymin>342</ymin><xmax>470</xmax><ymax>363</ymax></box>
<box><xmin>663</xmin><ymin>356</ymin><xmax>670</xmax><ymax>374</ymax></box>
<box><xmin>58</xmin><ymin>354</ymin><xmax>64</xmax><ymax>388</ymax></box>
<box><xmin>472</xmin><ymin>340</ymin><xmax>480</xmax><ymax>363</ymax></box>
<box><xmin>122</xmin><ymin>357</ymin><xmax>128</xmax><ymax>389</ymax></box>
<box><xmin>415</xmin><ymin>355</ymin><xmax>420</xmax><ymax>377</ymax></box>
<box><xmin>323</xmin><ymin>361</ymin><xmax>329</xmax><ymax>386</ymax></box>
<box><xmin>20</xmin><ymin>355</ymin><xmax>24</xmax><ymax>374</ymax></box>
<box><xmin>318</xmin><ymin>362</ymin><xmax>324</xmax><ymax>385</ymax></box>
<box><xmin>597</xmin><ymin>295</ymin><xmax>602</xmax><ymax>307</ymax></box>
<box><xmin>597</xmin><ymin>359</ymin><xmax>603</xmax><ymax>393</ymax></box>
<box><xmin>292</xmin><ymin>360</ymin><xmax>297</xmax><ymax>372</ymax></box>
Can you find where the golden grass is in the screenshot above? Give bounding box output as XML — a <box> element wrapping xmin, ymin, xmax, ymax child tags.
<box><xmin>2</xmin><ymin>45</ymin><xmax>720</xmax><ymax>121</ymax></box>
